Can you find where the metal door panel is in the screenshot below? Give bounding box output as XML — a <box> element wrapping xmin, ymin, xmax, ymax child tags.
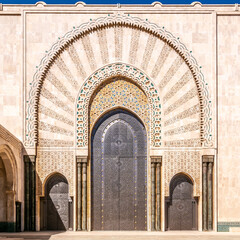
<box><xmin>91</xmin><ymin>110</ymin><xmax>147</xmax><ymax>231</ymax></box>
<box><xmin>46</xmin><ymin>175</ymin><xmax>69</xmax><ymax>230</ymax></box>
<box><xmin>166</xmin><ymin>174</ymin><xmax>197</xmax><ymax>230</ymax></box>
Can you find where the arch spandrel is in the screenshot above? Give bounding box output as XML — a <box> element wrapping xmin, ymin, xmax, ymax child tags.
<box><xmin>26</xmin><ymin>14</ymin><xmax>212</xmax><ymax>149</ymax></box>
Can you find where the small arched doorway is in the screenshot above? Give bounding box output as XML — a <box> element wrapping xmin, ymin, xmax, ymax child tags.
<box><xmin>0</xmin><ymin>145</ymin><xmax>16</xmax><ymax>232</ymax></box>
<box><xmin>166</xmin><ymin>174</ymin><xmax>198</xmax><ymax>230</ymax></box>
<box><xmin>41</xmin><ymin>174</ymin><xmax>71</xmax><ymax>230</ymax></box>
<box><xmin>91</xmin><ymin>109</ymin><xmax>147</xmax><ymax>230</ymax></box>
<box><xmin>0</xmin><ymin>156</ymin><xmax>7</xmax><ymax>231</ymax></box>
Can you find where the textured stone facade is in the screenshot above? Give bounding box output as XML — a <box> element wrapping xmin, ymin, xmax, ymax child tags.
<box><xmin>0</xmin><ymin>2</ymin><xmax>239</xmax><ymax>233</ymax></box>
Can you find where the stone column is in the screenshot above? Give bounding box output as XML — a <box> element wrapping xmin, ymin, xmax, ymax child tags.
<box><xmin>82</xmin><ymin>162</ymin><xmax>87</xmax><ymax>231</ymax></box>
<box><xmin>202</xmin><ymin>162</ymin><xmax>208</xmax><ymax>231</ymax></box>
<box><xmin>151</xmin><ymin>156</ymin><xmax>162</xmax><ymax>231</ymax></box>
<box><xmin>77</xmin><ymin>161</ymin><xmax>82</xmax><ymax>231</ymax></box>
<box><xmin>151</xmin><ymin>162</ymin><xmax>156</xmax><ymax>231</ymax></box>
<box><xmin>202</xmin><ymin>155</ymin><xmax>214</xmax><ymax>231</ymax></box>
<box><xmin>24</xmin><ymin>155</ymin><xmax>36</xmax><ymax>231</ymax></box>
<box><xmin>76</xmin><ymin>156</ymin><xmax>87</xmax><ymax>231</ymax></box>
<box><xmin>156</xmin><ymin>162</ymin><xmax>161</xmax><ymax>231</ymax></box>
<box><xmin>208</xmin><ymin>162</ymin><xmax>213</xmax><ymax>230</ymax></box>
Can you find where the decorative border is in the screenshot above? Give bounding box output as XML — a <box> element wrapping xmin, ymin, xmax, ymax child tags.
<box><xmin>76</xmin><ymin>63</ymin><xmax>161</xmax><ymax>147</ymax></box>
<box><xmin>26</xmin><ymin>14</ymin><xmax>212</xmax><ymax>147</ymax></box>
<box><xmin>217</xmin><ymin>222</ymin><xmax>240</xmax><ymax>232</ymax></box>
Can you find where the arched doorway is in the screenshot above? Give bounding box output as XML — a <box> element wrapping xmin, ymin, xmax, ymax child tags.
<box><xmin>0</xmin><ymin>145</ymin><xmax>16</xmax><ymax>232</ymax></box>
<box><xmin>0</xmin><ymin>156</ymin><xmax>7</xmax><ymax>231</ymax></box>
<box><xmin>166</xmin><ymin>174</ymin><xmax>198</xmax><ymax>230</ymax></box>
<box><xmin>91</xmin><ymin>109</ymin><xmax>147</xmax><ymax>230</ymax></box>
<box><xmin>41</xmin><ymin>174</ymin><xmax>70</xmax><ymax>230</ymax></box>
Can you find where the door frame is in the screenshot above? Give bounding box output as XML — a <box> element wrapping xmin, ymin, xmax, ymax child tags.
<box><xmin>89</xmin><ymin>108</ymin><xmax>149</xmax><ymax>231</ymax></box>
<box><xmin>165</xmin><ymin>174</ymin><xmax>198</xmax><ymax>231</ymax></box>
<box><xmin>40</xmin><ymin>173</ymin><xmax>73</xmax><ymax>231</ymax></box>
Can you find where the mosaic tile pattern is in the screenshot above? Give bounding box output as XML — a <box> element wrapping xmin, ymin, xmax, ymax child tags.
<box><xmin>36</xmin><ymin>150</ymin><xmax>74</xmax><ymax>195</ymax></box>
<box><xmin>164</xmin><ymin>151</ymin><xmax>201</xmax><ymax>196</ymax></box>
<box><xmin>90</xmin><ymin>79</ymin><xmax>150</xmax><ymax>133</ymax></box>
<box><xmin>76</xmin><ymin>63</ymin><xmax>162</xmax><ymax>147</ymax></box>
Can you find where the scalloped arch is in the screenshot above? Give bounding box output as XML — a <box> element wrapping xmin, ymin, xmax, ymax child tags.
<box><xmin>26</xmin><ymin>14</ymin><xmax>212</xmax><ymax>147</ymax></box>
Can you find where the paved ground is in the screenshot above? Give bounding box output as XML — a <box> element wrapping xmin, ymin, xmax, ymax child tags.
<box><xmin>1</xmin><ymin>231</ymin><xmax>240</xmax><ymax>240</ymax></box>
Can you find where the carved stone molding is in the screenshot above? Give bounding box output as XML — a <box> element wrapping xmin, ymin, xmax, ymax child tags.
<box><xmin>76</xmin><ymin>156</ymin><xmax>88</xmax><ymax>163</ymax></box>
<box><xmin>26</xmin><ymin>14</ymin><xmax>212</xmax><ymax>148</ymax></box>
<box><xmin>76</xmin><ymin>63</ymin><xmax>161</xmax><ymax>147</ymax></box>
<box><xmin>203</xmin><ymin>155</ymin><xmax>214</xmax><ymax>163</ymax></box>
<box><xmin>151</xmin><ymin>156</ymin><xmax>162</xmax><ymax>163</ymax></box>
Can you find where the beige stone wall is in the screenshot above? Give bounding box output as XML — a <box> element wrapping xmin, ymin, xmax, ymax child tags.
<box><xmin>0</xmin><ymin>3</ymin><xmax>240</xmax><ymax>228</ymax></box>
<box><xmin>218</xmin><ymin>15</ymin><xmax>240</xmax><ymax>222</ymax></box>
<box><xmin>0</xmin><ymin>15</ymin><xmax>22</xmax><ymax>140</ymax></box>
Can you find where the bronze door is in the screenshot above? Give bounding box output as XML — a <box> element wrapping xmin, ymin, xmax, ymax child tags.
<box><xmin>91</xmin><ymin>110</ymin><xmax>147</xmax><ymax>230</ymax></box>
<box><xmin>45</xmin><ymin>174</ymin><xmax>69</xmax><ymax>230</ymax></box>
<box><xmin>166</xmin><ymin>174</ymin><xmax>197</xmax><ymax>230</ymax></box>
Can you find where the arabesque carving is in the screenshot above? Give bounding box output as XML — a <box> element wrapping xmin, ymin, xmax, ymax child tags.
<box><xmin>26</xmin><ymin>14</ymin><xmax>212</xmax><ymax>148</ymax></box>
<box><xmin>76</xmin><ymin>63</ymin><xmax>161</xmax><ymax>147</ymax></box>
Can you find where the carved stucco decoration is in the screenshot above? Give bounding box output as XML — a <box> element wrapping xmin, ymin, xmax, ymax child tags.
<box><xmin>164</xmin><ymin>151</ymin><xmax>201</xmax><ymax>196</ymax></box>
<box><xmin>89</xmin><ymin>78</ymin><xmax>150</xmax><ymax>133</ymax></box>
<box><xmin>26</xmin><ymin>14</ymin><xmax>212</xmax><ymax>148</ymax></box>
<box><xmin>76</xmin><ymin>63</ymin><xmax>160</xmax><ymax>147</ymax></box>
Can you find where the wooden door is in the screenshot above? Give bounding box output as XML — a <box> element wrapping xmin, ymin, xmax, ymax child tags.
<box><xmin>166</xmin><ymin>174</ymin><xmax>197</xmax><ymax>230</ymax></box>
<box><xmin>91</xmin><ymin>109</ymin><xmax>147</xmax><ymax>230</ymax></box>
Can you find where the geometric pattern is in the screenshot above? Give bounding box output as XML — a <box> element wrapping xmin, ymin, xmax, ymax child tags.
<box><xmin>89</xmin><ymin>78</ymin><xmax>150</xmax><ymax>133</ymax></box>
<box><xmin>26</xmin><ymin>14</ymin><xmax>212</xmax><ymax>148</ymax></box>
<box><xmin>76</xmin><ymin>63</ymin><xmax>161</xmax><ymax>147</ymax></box>
<box><xmin>164</xmin><ymin>151</ymin><xmax>201</xmax><ymax>196</ymax></box>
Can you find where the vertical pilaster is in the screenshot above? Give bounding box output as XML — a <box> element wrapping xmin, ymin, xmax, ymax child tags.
<box><xmin>82</xmin><ymin>162</ymin><xmax>87</xmax><ymax>230</ymax></box>
<box><xmin>208</xmin><ymin>162</ymin><xmax>213</xmax><ymax>230</ymax></box>
<box><xmin>24</xmin><ymin>155</ymin><xmax>36</xmax><ymax>231</ymax></box>
<box><xmin>151</xmin><ymin>162</ymin><xmax>156</xmax><ymax>231</ymax></box>
<box><xmin>76</xmin><ymin>156</ymin><xmax>87</xmax><ymax>231</ymax></box>
<box><xmin>151</xmin><ymin>156</ymin><xmax>162</xmax><ymax>231</ymax></box>
<box><xmin>156</xmin><ymin>162</ymin><xmax>161</xmax><ymax>231</ymax></box>
<box><xmin>77</xmin><ymin>161</ymin><xmax>82</xmax><ymax>230</ymax></box>
<box><xmin>25</xmin><ymin>159</ymin><xmax>30</xmax><ymax>230</ymax></box>
<box><xmin>31</xmin><ymin>160</ymin><xmax>36</xmax><ymax>231</ymax></box>
<box><xmin>202</xmin><ymin>155</ymin><xmax>214</xmax><ymax>231</ymax></box>
<box><xmin>202</xmin><ymin>162</ymin><xmax>208</xmax><ymax>231</ymax></box>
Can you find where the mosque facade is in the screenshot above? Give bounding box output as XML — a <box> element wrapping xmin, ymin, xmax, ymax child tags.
<box><xmin>0</xmin><ymin>2</ymin><xmax>240</xmax><ymax>232</ymax></box>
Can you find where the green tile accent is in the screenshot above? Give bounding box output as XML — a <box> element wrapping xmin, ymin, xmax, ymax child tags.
<box><xmin>217</xmin><ymin>222</ymin><xmax>240</xmax><ymax>232</ymax></box>
<box><xmin>0</xmin><ymin>222</ymin><xmax>15</xmax><ymax>232</ymax></box>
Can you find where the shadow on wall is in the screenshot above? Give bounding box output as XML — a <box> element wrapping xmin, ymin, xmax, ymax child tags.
<box><xmin>40</xmin><ymin>173</ymin><xmax>73</xmax><ymax>231</ymax></box>
<box><xmin>0</xmin><ymin>123</ymin><xmax>73</xmax><ymax>233</ymax></box>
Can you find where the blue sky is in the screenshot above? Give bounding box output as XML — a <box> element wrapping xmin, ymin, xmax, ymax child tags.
<box><xmin>1</xmin><ymin>0</ymin><xmax>238</xmax><ymax>6</ymax></box>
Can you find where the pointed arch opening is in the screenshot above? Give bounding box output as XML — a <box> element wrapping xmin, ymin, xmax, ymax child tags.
<box><xmin>40</xmin><ymin>173</ymin><xmax>73</xmax><ymax>231</ymax></box>
<box><xmin>165</xmin><ymin>173</ymin><xmax>198</xmax><ymax>231</ymax></box>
